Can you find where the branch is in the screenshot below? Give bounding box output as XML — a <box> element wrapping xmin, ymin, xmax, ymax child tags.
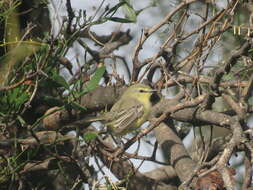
<box><xmin>211</xmin><ymin>41</ymin><xmax>252</xmax><ymax>93</ymax></box>
<box><xmin>154</xmin><ymin>122</ymin><xmax>197</xmax><ymax>184</ymax></box>
<box><xmin>95</xmin><ymin>138</ymin><xmax>177</xmax><ymax>190</ymax></box>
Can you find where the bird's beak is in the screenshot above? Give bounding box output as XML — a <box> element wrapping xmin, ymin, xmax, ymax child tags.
<box><xmin>147</xmin><ymin>89</ymin><xmax>157</xmax><ymax>93</ymax></box>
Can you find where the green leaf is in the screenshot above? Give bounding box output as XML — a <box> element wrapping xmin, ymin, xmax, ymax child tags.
<box><xmin>51</xmin><ymin>72</ymin><xmax>69</xmax><ymax>89</ymax></box>
<box><xmin>78</xmin><ymin>66</ymin><xmax>105</xmax><ymax>97</ymax></box>
<box><xmin>9</xmin><ymin>88</ymin><xmax>18</xmax><ymax>103</ymax></box>
<box><xmin>70</xmin><ymin>101</ymin><xmax>87</xmax><ymax>111</ymax></box>
<box><xmin>104</xmin><ymin>1</ymin><xmax>137</xmax><ymax>23</ymax></box>
<box><xmin>121</xmin><ymin>1</ymin><xmax>137</xmax><ymax>22</ymax></box>
<box><xmin>67</xmin><ymin>66</ymin><xmax>105</xmax><ymax>111</ymax></box>
<box><xmin>16</xmin><ymin>92</ymin><xmax>29</xmax><ymax>105</ymax></box>
<box><xmin>83</xmin><ymin>132</ymin><xmax>99</xmax><ymax>142</ymax></box>
<box><xmin>107</xmin><ymin>17</ymin><xmax>135</xmax><ymax>23</ymax></box>
<box><xmin>105</xmin><ymin>2</ymin><xmax>126</xmax><ymax>17</ymax></box>
<box><xmin>3</xmin><ymin>87</ymin><xmax>29</xmax><ymax>112</ymax></box>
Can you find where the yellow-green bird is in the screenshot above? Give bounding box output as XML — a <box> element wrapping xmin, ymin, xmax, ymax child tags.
<box><xmin>89</xmin><ymin>83</ymin><xmax>155</xmax><ymax>136</ymax></box>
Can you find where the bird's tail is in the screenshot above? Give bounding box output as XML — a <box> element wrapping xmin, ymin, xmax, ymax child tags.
<box><xmin>83</xmin><ymin>115</ymin><xmax>106</xmax><ymax>122</ymax></box>
<box><xmin>83</xmin><ymin>111</ymin><xmax>114</xmax><ymax>123</ymax></box>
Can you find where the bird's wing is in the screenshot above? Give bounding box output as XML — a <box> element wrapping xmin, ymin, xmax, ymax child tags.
<box><xmin>108</xmin><ymin>104</ymin><xmax>144</xmax><ymax>135</ymax></box>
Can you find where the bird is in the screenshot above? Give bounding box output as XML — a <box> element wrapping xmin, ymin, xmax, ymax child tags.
<box><xmin>87</xmin><ymin>83</ymin><xmax>155</xmax><ymax>136</ymax></box>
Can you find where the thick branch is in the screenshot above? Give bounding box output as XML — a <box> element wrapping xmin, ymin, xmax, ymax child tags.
<box><xmin>154</xmin><ymin>123</ymin><xmax>197</xmax><ymax>184</ymax></box>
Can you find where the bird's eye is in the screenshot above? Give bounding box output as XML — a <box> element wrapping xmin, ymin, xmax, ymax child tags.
<box><xmin>139</xmin><ymin>89</ymin><xmax>144</xmax><ymax>93</ymax></box>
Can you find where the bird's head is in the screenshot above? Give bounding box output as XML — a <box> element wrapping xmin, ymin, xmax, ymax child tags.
<box><xmin>123</xmin><ymin>84</ymin><xmax>155</xmax><ymax>102</ymax></box>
